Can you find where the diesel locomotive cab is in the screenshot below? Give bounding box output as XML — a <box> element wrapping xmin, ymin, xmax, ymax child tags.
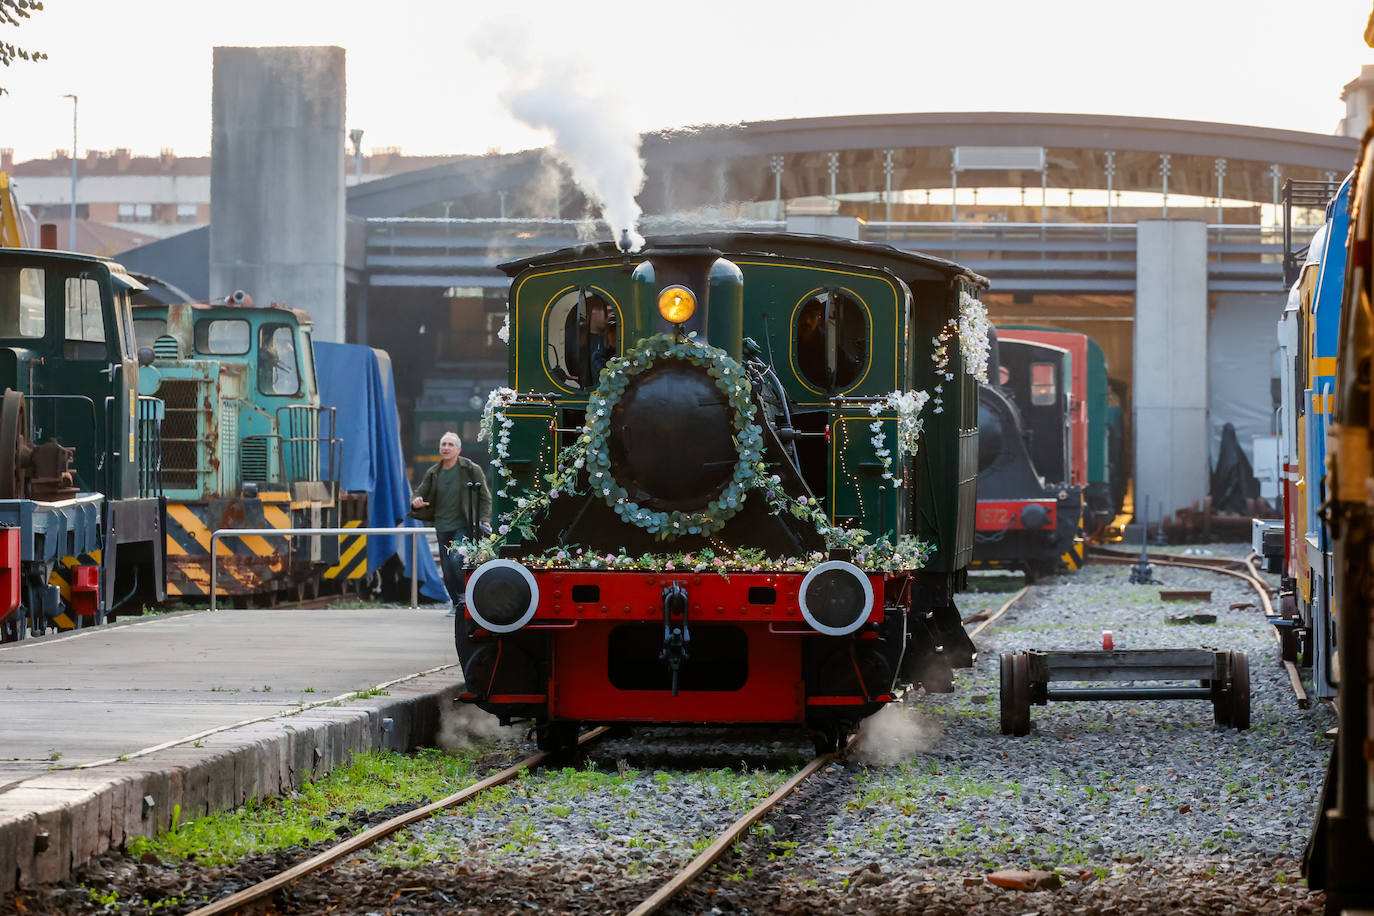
<box><xmin>132</xmin><ymin>297</ymin><xmax>351</xmax><ymax>601</ymax></box>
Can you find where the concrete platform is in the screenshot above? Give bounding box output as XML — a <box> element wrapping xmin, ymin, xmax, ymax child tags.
<box><xmin>0</xmin><ymin>606</ymin><xmax>462</xmax><ymax>892</ymax></box>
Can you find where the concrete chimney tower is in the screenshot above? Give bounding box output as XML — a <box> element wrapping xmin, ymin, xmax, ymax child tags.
<box><xmin>211</xmin><ymin>46</ymin><xmax>346</xmax><ymax>341</ymax></box>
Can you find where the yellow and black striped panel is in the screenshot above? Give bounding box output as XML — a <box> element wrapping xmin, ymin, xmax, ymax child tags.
<box><xmin>164</xmin><ymin>498</ymin><xmax>290</xmax><ymax>597</ymax></box>
<box><xmin>324</xmin><ymin>519</ymin><xmax>367</xmax><ymax>580</ymax></box>
<box><xmin>46</xmin><ymin>550</ymin><xmax>102</xmax><ymax>629</ymax></box>
<box><xmin>1060</xmin><ymin>537</ymin><xmax>1085</xmax><ymax>571</ymax></box>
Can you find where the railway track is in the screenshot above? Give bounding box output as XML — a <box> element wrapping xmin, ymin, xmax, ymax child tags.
<box><xmin>179</xmin><ymin>725</ymin><xmax>847</xmax><ymax>916</ymax></box>
<box><xmin>186</xmin><ymin>729</ymin><xmax>613</xmax><ymax>916</ymax></box>
<box><xmin>1085</xmin><ymin>546</ymin><xmax>1307</xmax><ymax>706</ymax></box>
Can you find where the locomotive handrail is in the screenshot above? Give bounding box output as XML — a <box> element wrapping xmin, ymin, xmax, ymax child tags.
<box><xmin>209</xmin><ymin>525</ymin><xmax>437</xmax><ymax>612</ymax></box>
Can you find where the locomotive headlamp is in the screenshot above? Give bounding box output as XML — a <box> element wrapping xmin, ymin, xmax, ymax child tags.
<box><xmin>798</xmin><ymin>560</ymin><xmax>874</xmax><ymax>636</ymax></box>
<box><xmin>465</xmin><ymin>559</ymin><xmax>539</xmax><ymax>633</ymax></box>
<box><xmin>657</xmin><ymin>285</ymin><xmax>697</xmax><ymax>324</ymax></box>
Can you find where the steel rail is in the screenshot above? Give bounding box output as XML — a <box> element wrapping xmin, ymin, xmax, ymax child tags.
<box><xmin>628</xmin><ymin>736</ymin><xmax>857</xmax><ymax>916</ymax></box>
<box><xmin>1087</xmin><ymin>546</ymin><xmax>1275</xmax><ymax>617</ymax></box>
<box><xmin>965</xmin><ymin>586</ymin><xmax>1030</xmax><ymax>641</ymax></box>
<box><xmin>186</xmin><ymin>727</ymin><xmax>610</xmax><ymax>916</ymax></box>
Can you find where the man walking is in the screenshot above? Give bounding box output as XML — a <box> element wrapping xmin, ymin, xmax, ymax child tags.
<box><xmin>410</xmin><ymin>432</ymin><xmax>492</xmax><ymax>615</ymax></box>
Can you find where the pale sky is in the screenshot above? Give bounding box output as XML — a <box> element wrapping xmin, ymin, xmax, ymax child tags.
<box><xmin>1</xmin><ymin>0</ymin><xmax>1373</xmax><ymax>164</ymax></box>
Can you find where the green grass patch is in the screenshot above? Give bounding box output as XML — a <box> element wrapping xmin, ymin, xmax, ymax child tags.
<box><xmin>126</xmin><ymin>747</ymin><xmax>485</xmax><ymax>865</ymax></box>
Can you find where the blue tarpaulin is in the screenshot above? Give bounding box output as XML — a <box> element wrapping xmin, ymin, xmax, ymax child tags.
<box><xmin>315</xmin><ymin>342</ymin><xmax>447</xmax><ymax>601</ymax></box>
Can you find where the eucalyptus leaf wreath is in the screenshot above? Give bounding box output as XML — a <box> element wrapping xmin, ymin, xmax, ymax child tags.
<box><xmin>583</xmin><ymin>333</ymin><xmax>765</xmax><ymax>540</ymax></box>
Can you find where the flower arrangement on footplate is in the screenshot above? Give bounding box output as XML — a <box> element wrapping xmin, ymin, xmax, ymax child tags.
<box><xmin>455</xmin><ymin>234</ymin><xmax>988</xmax><ymax>755</ymax></box>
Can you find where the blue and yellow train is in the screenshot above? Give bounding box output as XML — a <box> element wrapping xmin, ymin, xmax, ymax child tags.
<box><xmin>1300</xmin><ymin>116</ymin><xmax>1374</xmax><ymax>912</ymax></box>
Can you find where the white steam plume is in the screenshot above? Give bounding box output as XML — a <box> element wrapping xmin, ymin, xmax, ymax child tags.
<box><xmin>853</xmin><ymin>704</ymin><xmax>940</xmax><ymax>765</ymax></box>
<box><xmin>470</xmin><ymin>24</ymin><xmax>646</xmax><ymax>251</ymax></box>
<box><xmin>435</xmin><ymin>700</ymin><xmax>516</xmax><ymax>752</ymax></box>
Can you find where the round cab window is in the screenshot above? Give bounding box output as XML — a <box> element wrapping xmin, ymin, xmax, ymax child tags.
<box><xmin>794</xmin><ymin>289</ymin><xmax>867</xmax><ymax>392</ymax></box>
<box><xmin>545</xmin><ymin>288</ymin><xmax>618</xmax><ymax>389</ymax></box>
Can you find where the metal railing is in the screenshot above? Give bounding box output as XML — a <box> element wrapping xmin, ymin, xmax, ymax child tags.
<box><xmin>209</xmin><ymin>525</ymin><xmax>437</xmax><ymax>611</ymax></box>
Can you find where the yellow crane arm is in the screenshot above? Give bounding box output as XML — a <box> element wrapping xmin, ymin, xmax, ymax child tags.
<box><xmin>0</xmin><ymin>172</ymin><xmax>29</xmax><ymax>248</ymax></box>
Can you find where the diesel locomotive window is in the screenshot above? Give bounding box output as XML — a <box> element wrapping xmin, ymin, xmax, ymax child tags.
<box><xmin>794</xmin><ymin>289</ymin><xmax>867</xmax><ymax>392</ymax></box>
<box><xmin>0</xmin><ymin>266</ymin><xmax>46</xmax><ymax>338</ymax></box>
<box><xmin>133</xmin><ymin>318</ymin><xmax>167</xmax><ymax>350</ymax></box>
<box><xmin>62</xmin><ymin>276</ymin><xmax>106</xmax><ymax>360</ymax></box>
<box><xmin>258</xmin><ymin>323</ymin><xmax>301</xmax><ymax>396</ymax></box>
<box><xmin>545</xmin><ymin>288</ymin><xmax>618</xmax><ymax>389</ymax></box>
<box><xmin>1030</xmin><ymin>362</ymin><xmax>1057</xmax><ymax>406</ymax></box>
<box><xmin>299</xmin><ymin>328</ymin><xmax>317</xmax><ymax>393</ymax></box>
<box><xmin>194</xmin><ymin>318</ymin><xmax>251</xmax><ymax>355</ymax></box>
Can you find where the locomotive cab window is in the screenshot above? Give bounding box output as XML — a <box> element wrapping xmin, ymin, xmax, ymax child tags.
<box><xmin>0</xmin><ymin>265</ymin><xmax>46</xmax><ymax>338</ymax></box>
<box><xmin>545</xmin><ymin>287</ymin><xmax>618</xmax><ymax>389</ymax></box>
<box><xmin>794</xmin><ymin>289</ymin><xmax>867</xmax><ymax>392</ymax></box>
<box><xmin>259</xmin><ymin>323</ymin><xmax>300</xmax><ymax>396</ymax></box>
<box><xmin>194</xmin><ymin>318</ymin><xmax>251</xmax><ymax>355</ymax></box>
<box><xmin>64</xmin><ymin>276</ymin><xmax>106</xmax><ymax>358</ymax></box>
<box><xmin>1029</xmin><ymin>362</ymin><xmax>1057</xmax><ymax>406</ymax></box>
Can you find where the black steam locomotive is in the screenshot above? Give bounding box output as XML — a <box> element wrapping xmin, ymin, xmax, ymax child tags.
<box><xmin>455</xmin><ymin>232</ymin><xmax>990</xmax><ymax>753</ymax></box>
<box><xmin>972</xmin><ymin>330</ymin><xmax>1084</xmax><ymax>580</ymax></box>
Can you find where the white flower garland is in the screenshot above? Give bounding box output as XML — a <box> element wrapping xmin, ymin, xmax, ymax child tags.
<box><xmin>478</xmin><ymin>386</ymin><xmax>520</xmax><ymax>498</ymax></box>
<box><xmin>928</xmin><ymin>290</ymin><xmax>991</xmax><ymax>413</ymax></box>
<box><xmin>496</xmin><ymin>310</ymin><xmax>510</xmax><ymax>345</ymax></box>
<box><xmin>957</xmin><ymin>290</ymin><xmax>991</xmax><ymax>384</ymax></box>
<box><xmin>867</xmin><ymin>389</ymin><xmax>932</xmax><ymax>488</ymax></box>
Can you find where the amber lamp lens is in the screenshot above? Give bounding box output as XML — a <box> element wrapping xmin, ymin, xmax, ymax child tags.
<box><xmin>657</xmin><ymin>286</ymin><xmax>697</xmax><ymax>323</ymax></box>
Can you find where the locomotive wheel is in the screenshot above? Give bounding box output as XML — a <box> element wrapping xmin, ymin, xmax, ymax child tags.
<box><xmin>808</xmin><ymin>721</ymin><xmax>849</xmax><ymax>756</ymax></box>
<box><xmin>1228</xmin><ymin>652</ymin><xmax>1251</xmax><ymax>731</ymax></box>
<box><xmin>0</xmin><ymin>389</ymin><xmax>27</xmax><ymax>500</ymax></box>
<box><xmin>919</xmin><ymin>657</ymin><xmax>955</xmax><ymax>694</ymax></box>
<box><xmin>535</xmin><ymin>721</ymin><xmax>580</xmax><ymax>758</ymax></box>
<box><xmin>999</xmin><ymin>653</ymin><xmax>1031</xmax><ymax>736</ymax></box>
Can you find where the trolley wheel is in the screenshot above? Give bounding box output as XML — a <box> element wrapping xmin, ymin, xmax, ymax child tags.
<box><xmin>0</xmin><ymin>389</ymin><xmax>26</xmax><ymax>499</ymax></box>
<box><xmin>535</xmin><ymin>721</ymin><xmax>580</xmax><ymax>758</ymax></box>
<box><xmin>999</xmin><ymin>653</ymin><xmax>1031</xmax><ymax>736</ymax></box>
<box><xmin>1210</xmin><ymin>676</ymin><xmax>1231</xmax><ymax>727</ymax></box>
<box><xmin>1228</xmin><ymin>652</ymin><xmax>1250</xmax><ymax>731</ymax></box>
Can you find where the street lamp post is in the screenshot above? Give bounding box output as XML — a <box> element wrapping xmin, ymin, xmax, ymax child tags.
<box><xmin>348</xmin><ymin>128</ymin><xmax>364</xmax><ymax>185</ymax></box>
<box><xmin>62</xmin><ymin>93</ymin><xmax>76</xmax><ymax>250</ymax></box>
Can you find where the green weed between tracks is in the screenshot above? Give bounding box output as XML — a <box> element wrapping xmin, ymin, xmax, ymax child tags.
<box><xmin>126</xmin><ymin>747</ymin><xmax>484</xmax><ymax>865</ymax></box>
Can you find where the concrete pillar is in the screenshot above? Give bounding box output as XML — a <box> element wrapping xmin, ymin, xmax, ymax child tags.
<box><xmin>211</xmin><ymin>46</ymin><xmax>347</xmax><ymax>342</ymax></box>
<box><xmin>1134</xmin><ymin>219</ymin><xmax>1209</xmax><ymax>522</ymax></box>
<box><xmin>1208</xmin><ymin>292</ymin><xmax>1286</xmax><ymax>465</ymax></box>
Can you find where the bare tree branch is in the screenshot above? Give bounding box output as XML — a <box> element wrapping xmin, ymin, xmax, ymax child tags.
<box><xmin>0</xmin><ymin>0</ymin><xmax>47</xmax><ymax>94</ymax></box>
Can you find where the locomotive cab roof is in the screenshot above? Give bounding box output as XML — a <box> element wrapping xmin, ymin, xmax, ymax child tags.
<box><xmin>0</xmin><ymin>247</ymin><xmax>147</xmax><ymax>292</ymax></box>
<box><xmin>498</xmin><ymin>231</ymin><xmax>990</xmax><ymax>290</ymax></box>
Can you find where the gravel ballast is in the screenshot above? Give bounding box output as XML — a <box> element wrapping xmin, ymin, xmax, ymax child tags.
<box><xmin>0</xmin><ymin>557</ymin><xmax>1333</xmax><ymax>915</ymax></box>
